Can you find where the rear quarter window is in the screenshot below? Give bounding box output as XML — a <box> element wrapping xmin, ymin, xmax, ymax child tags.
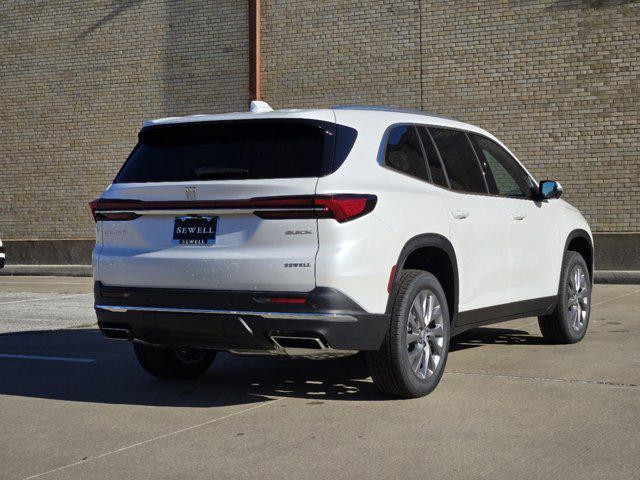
<box><xmin>383</xmin><ymin>125</ymin><xmax>430</xmax><ymax>182</ymax></box>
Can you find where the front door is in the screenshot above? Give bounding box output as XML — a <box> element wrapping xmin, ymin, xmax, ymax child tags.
<box><xmin>470</xmin><ymin>134</ymin><xmax>562</xmax><ymax>303</ymax></box>
<box><xmin>500</xmin><ymin>197</ymin><xmax>562</xmax><ymax>302</ymax></box>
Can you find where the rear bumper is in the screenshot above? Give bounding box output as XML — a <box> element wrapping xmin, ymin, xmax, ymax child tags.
<box><xmin>94</xmin><ymin>283</ymin><xmax>389</xmax><ymax>352</ymax></box>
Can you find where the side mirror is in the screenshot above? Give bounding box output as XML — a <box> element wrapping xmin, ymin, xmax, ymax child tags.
<box><xmin>539</xmin><ymin>180</ymin><xmax>563</xmax><ymax>200</ymax></box>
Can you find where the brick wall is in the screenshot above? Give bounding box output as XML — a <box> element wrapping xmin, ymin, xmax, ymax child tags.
<box><xmin>0</xmin><ymin>0</ymin><xmax>249</xmax><ymax>241</ymax></box>
<box><xmin>1</xmin><ymin>0</ymin><xmax>638</xmax><ymax>264</ymax></box>
<box><xmin>261</xmin><ymin>0</ymin><xmax>639</xmax><ymax>234</ymax></box>
<box><xmin>261</xmin><ymin>0</ymin><xmax>422</xmax><ymax>109</ymax></box>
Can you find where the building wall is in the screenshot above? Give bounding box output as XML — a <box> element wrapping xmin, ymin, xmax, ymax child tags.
<box><xmin>262</xmin><ymin>0</ymin><xmax>640</xmax><ymax>236</ymax></box>
<box><xmin>1</xmin><ymin>0</ymin><xmax>639</xmax><ymax>268</ymax></box>
<box><xmin>0</xmin><ymin>0</ymin><xmax>249</xmax><ymax>242</ymax></box>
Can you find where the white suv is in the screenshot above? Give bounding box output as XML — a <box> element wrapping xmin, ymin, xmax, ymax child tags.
<box><xmin>91</xmin><ymin>105</ymin><xmax>593</xmax><ymax>398</ymax></box>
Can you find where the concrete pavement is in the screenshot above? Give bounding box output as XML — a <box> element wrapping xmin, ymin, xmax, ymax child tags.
<box><xmin>0</xmin><ymin>279</ymin><xmax>638</xmax><ymax>479</ymax></box>
<box><xmin>0</xmin><ymin>276</ymin><xmax>93</xmax><ymax>294</ymax></box>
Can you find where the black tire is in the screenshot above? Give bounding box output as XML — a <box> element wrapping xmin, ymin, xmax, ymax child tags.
<box><xmin>133</xmin><ymin>343</ymin><xmax>216</xmax><ymax>380</ymax></box>
<box><xmin>538</xmin><ymin>251</ymin><xmax>591</xmax><ymax>344</ymax></box>
<box><xmin>367</xmin><ymin>269</ymin><xmax>450</xmax><ymax>398</ymax></box>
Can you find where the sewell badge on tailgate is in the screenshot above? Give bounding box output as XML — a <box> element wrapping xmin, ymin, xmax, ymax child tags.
<box><xmin>173</xmin><ymin>216</ymin><xmax>217</xmax><ymax>245</ymax></box>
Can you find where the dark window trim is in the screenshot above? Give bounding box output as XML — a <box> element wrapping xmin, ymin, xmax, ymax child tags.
<box><xmin>418</xmin><ymin>126</ymin><xmax>451</xmax><ymax>189</ymax></box>
<box><xmin>424</xmin><ymin>125</ymin><xmax>538</xmax><ymax>200</ymax></box>
<box><xmin>463</xmin><ymin>131</ymin><xmax>491</xmax><ymax>194</ymax></box>
<box><xmin>468</xmin><ymin>134</ymin><xmax>499</xmax><ymax>194</ymax></box>
<box><xmin>413</xmin><ymin>125</ymin><xmax>433</xmax><ymax>184</ymax></box>
<box><xmin>378</xmin><ymin>122</ymin><xmax>538</xmax><ymax>200</ymax></box>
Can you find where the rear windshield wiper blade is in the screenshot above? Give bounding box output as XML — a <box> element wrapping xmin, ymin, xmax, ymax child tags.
<box><xmin>194</xmin><ymin>166</ymin><xmax>250</xmax><ymax>178</ymax></box>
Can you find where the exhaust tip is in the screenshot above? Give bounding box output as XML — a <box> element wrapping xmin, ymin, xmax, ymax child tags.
<box><xmin>101</xmin><ymin>327</ymin><xmax>131</xmax><ymax>341</ymax></box>
<box><xmin>270</xmin><ymin>335</ymin><xmax>327</xmax><ymax>355</ymax></box>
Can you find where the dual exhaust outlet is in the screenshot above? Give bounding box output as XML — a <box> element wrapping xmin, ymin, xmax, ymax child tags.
<box><xmin>101</xmin><ymin>326</ymin><xmax>333</xmax><ymax>356</ymax></box>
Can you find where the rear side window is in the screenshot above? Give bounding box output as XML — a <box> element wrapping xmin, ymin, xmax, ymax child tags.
<box><xmin>429</xmin><ymin>128</ymin><xmax>487</xmax><ymax>194</ymax></box>
<box><xmin>115</xmin><ymin>120</ymin><xmax>349</xmax><ymax>183</ymax></box>
<box><xmin>384</xmin><ymin>125</ymin><xmax>430</xmax><ymax>182</ymax></box>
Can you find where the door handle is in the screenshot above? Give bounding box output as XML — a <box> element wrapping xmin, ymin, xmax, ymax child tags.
<box><xmin>451</xmin><ymin>210</ymin><xmax>470</xmax><ymax>220</ymax></box>
<box><xmin>511</xmin><ymin>212</ymin><xmax>526</xmax><ymax>221</ymax></box>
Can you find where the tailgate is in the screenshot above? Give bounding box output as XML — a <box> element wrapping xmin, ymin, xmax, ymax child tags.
<box><xmin>92</xmin><ymin>118</ymin><xmax>338</xmax><ymax>292</ymax></box>
<box><xmin>95</xmin><ymin>180</ymin><xmax>319</xmax><ymax>292</ymax></box>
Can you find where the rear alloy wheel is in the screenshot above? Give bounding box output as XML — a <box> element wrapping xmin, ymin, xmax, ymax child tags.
<box><xmin>406</xmin><ymin>289</ymin><xmax>446</xmax><ymax>380</ymax></box>
<box><xmin>134</xmin><ymin>343</ymin><xmax>216</xmax><ymax>380</ymax></box>
<box><xmin>368</xmin><ymin>270</ymin><xmax>450</xmax><ymax>398</ymax></box>
<box><xmin>538</xmin><ymin>251</ymin><xmax>591</xmax><ymax>344</ymax></box>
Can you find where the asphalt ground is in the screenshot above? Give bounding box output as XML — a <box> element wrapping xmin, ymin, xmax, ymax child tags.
<box><xmin>0</xmin><ymin>277</ymin><xmax>638</xmax><ymax>480</ymax></box>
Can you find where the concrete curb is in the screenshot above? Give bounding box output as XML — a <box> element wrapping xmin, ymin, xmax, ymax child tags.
<box><xmin>0</xmin><ymin>265</ymin><xmax>93</xmax><ymax>277</ymax></box>
<box><xmin>1</xmin><ymin>265</ymin><xmax>639</xmax><ymax>284</ymax></box>
<box><xmin>593</xmin><ymin>270</ymin><xmax>640</xmax><ymax>285</ymax></box>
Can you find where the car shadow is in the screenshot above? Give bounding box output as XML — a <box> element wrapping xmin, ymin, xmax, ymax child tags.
<box><xmin>0</xmin><ymin>328</ymin><xmax>386</xmax><ymax>407</ymax></box>
<box><xmin>0</xmin><ymin>326</ymin><xmax>544</xmax><ymax>408</ymax></box>
<box><xmin>451</xmin><ymin>326</ymin><xmax>547</xmax><ymax>351</ymax></box>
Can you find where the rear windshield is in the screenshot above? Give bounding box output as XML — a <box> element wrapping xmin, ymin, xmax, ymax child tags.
<box><xmin>114</xmin><ymin>120</ymin><xmax>353</xmax><ymax>183</ymax></box>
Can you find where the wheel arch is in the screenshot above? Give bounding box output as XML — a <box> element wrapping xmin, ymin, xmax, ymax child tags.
<box><xmin>564</xmin><ymin>229</ymin><xmax>594</xmax><ymax>284</ymax></box>
<box><xmin>387</xmin><ymin>234</ymin><xmax>459</xmax><ymax>323</ymax></box>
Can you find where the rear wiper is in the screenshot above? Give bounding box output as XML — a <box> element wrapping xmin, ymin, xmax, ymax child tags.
<box><xmin>194</xmin><ymin>166</ymin><xmax>249</xmax><ymax>178</ymax></box>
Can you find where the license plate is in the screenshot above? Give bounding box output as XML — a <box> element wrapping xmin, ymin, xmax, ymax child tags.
<box><xmin>172</xmin><ymin>216</ymin><xmax>217</xmax><ymax>245</ymax></box>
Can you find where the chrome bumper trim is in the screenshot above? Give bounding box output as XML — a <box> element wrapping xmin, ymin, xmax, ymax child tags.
<box><xmin>94</xmin><ymin>304</ymin><xmax>358</xmax><ymax>323</ymax></box>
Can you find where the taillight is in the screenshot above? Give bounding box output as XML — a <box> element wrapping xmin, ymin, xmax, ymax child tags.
<box><xmin>88</xmin><ymin>199</ymin><xmax>99</xmax><ymax>222</ymax></box>
<box><xmin>254</xmin><ymin>194</ymin><xmax>377</xmax><ymax>223</ymax></box>
<box><xmin>89</xmin><ymin>199</ymin><xmax>140</xmax><ymax>222</ymax></box>
<box><xmin>314</xmin><ymin>195</ymin><xmax>377</xmax><ymax>222</ymax></box>
<box><xmin>88</xmin><ymin>194</ymin><xmax>377</xmax><ymax>223</ymax></box>
<box><xmin>95</xmin><ymin>212</ymin><xmax>141</xmax><ymax>221</ymax></box>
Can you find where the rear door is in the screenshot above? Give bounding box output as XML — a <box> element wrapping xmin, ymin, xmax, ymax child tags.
<box><xmin>424</xmin><ymin>127</ymin><xmax>512</xmax><ymax>314</ymax></box>
<box><xmin>94</xmin><ymin>119</ymin><xmax>337</xmax><ymax>292</ymax></box>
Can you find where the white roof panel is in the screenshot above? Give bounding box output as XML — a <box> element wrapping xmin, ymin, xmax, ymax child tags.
<box><xmin>142</xmin><ymin>105</ymin><xmax>495</xmax><ymax>141</ymax></box>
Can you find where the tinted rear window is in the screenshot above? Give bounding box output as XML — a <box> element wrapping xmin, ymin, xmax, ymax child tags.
<box><xmin>115</xmin><ymin>120</ymin><xmax>346</xmax><ymax>183</ymax></box>
<box><xmin>384</xmin><ymin>125</ymin><xmax>430</xmax><ymax>181</ymax></box>
<box><xmin>429</xmin><ymin>128</ymin><xmax>487</xmax><ymax>194</ymax></box>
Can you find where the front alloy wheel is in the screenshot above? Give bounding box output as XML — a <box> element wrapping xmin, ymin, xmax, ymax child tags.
<box><xmin>567</xmin><ymin>264</ymin><xmax>589</xmax><ymax>333</ymax></box>
<box><xmin>539</xmin><ymin>251</ymin><xmax>591</xmax><ymax>344</ymax></box>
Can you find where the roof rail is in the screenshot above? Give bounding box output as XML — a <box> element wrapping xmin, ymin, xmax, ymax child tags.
<box><xmin>331</xmin><ymin>105</ymin><xmax>459</xmax><ymax>122</ymax></box>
